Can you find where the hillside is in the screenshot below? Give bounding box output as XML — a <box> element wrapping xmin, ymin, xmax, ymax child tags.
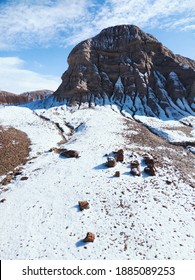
<box><xmin>0</xmin><ymin>104</ymin><xmax>194</xmax><ymax>260</ymax></box>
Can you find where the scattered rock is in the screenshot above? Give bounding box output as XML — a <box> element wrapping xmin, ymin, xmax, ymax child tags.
<box><xmin>114</xmin><ymin>171</ymin><xmax>120</xmax><ymax>177</ymax></box>
<box><xmin>143</xmin><ymin>153</ymin><xmax>155</xmax><ymax>165</ymax></box>
<box><xmin>78</xmin><ymin>201</ymin><xmax>90</xmax><ymax>211</ymax></box>
<box><xmin>0</xmin><ymin>198</ymin><xmax>6</xmax><ymax>203</ymax></box>
<box><xmin>130</xmin><ymin>160</ymin><xmax>141</xmax><ymax>176</ymax></box>
<box><xmin>20</xmin><ymin>176</ymin><xmax>28</xmax><ymax>181</ymax></box>
<box><xmin>116</xmin><ymin>149</ymin><xmax>124</xmax><ymax>162</ymax></box>
<box><xmin>83</xmin><ymin>232</ymin><xmax>95</xmax><ymax>242</ymax></box>
<box><xmin>144</xmin><ymin>166</ymin><xmax>156</xmax><ymax>176</ymax></box>
<box><xmin>14</xmin><ymin>171</ymin><xmax>23</xmax><ymax>176</ymax></box>
<box><xmin>143</xmin><ymin>154</ymin><xmax>157</xmax><ymax>176</ymax></box>
<box><xmin>166</xmin><ymin>180</ymin><xmax>172</xmax><ymax>185</ymax></box>
<box><xmin>60</xmin><ymin>150</ymin><xmax>79</xmax><ymax>158</ymax></box>
<box><xmin>106</xmin><ymin>156</ymin><xmax>116</xmax><ymax>167</ymax></box>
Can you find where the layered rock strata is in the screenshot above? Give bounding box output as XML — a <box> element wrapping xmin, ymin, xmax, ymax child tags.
<box><xmin>54</xmin><ymin>25</ymin><xmax>195</xmax><ymax>118</ymax></box>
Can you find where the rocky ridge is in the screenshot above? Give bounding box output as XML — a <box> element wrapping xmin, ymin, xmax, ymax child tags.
<box><xmin>0</xmin><ymin>90</ymin><xmax>53</xmax><ymax>105</ymax></box>
<box><xmin>54</xmin><ymin>25</ymin><xmax>195</xmax><ymax>119</ymax></box>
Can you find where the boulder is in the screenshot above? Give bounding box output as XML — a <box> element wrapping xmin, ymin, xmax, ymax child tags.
<box><xmin>130</xmin><ymin>160</ymin><xmax>141</xmax><ymax>176</ymax></box>
<box><xmin>116</xmin><ymin>149</ymin><xmax>124</xmax><ymax>162</ymax></box>
<box><xmin>166</xmin><ymin>180</ymin><xmax>172</xmax><ymax>185</ymax></box>
<box><xmin>143</xmin><ymin>153</ymin><xmax>157</xmax><ymax>176</ymax></box>
<box><xmin>60</xmin><ymin>150</ymin><xmax>79</xmax><ymax>158</ymax></box>
<box><xmin>83</xmin><ymin>232</ymin><xmax>95</xmax><ymax>242</ymax></box>
<box><xmin>143</xmin><ymin>153</ymin><xmax>154</xmax><ymax>165</ymax></box>
<box><xmin>144</xmin><ymin>166</ymin><xmax>156</xmax><ymax>176</ymax></box>
<box><xmin>78</xmin><ymin>201</ymin><xmax>90</xmax><ymax>211</ymax></box>
<box><xmin>106</xmin><ymin>156</ymin><xmax>116</xmax><ymax>167</ymax></box>
<box><xmin>114</xmin><ymin>171</ymin><xmax>120</xmax><ymax>177</ymax></box>
<box><xmin>20</xmin><ymin>176</ymin><xmax>29</xmax><ymax>181</ymax></box>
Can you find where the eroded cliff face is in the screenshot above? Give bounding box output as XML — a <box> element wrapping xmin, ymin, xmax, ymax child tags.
<box><xmin>54</xmin><ymin>25</ymin><xmax>195</xmax><ymax>118</ymax></box>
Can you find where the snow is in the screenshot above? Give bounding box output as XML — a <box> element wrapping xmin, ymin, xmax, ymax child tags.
<box><xmin>187</xmin><ymin>146</ymin><xmax>195</xmax><ymax>154</ymax></box>
<box><xmin>182</xmin><ymin>65</ymin><xmax>190</xmax><ymax>69</ymax></box>
<box><xmin>114</xmin><ymin>77</ymin><xmax>124</xmax><ymax>93</ymax></box>
<box><xmin>0</xmin><ymin>105</ymin><xmax>194</xmax><ymax>260</ymax></box>
<box><xmin>18</xmin><ymin>95</ymin><xmax>65</xmax><ymax>110</ymax></box>
<box><xmin>153</xmin><ymin>71</ymin><xmax>166</xmax><ymax>88</ymax></box>
<box><xmin>134</xmin><ymin>115</ymin><xmax>195</xmax><ymax>144</ymax></box>
<box><xmin>125</xmin><ymin>57</ymin><xmax>132</xmax><ymax>64</ymax></box>
<box><xmin>0</xmin><ymin>106</ymin><xmax>63</xmax><ymax>156</ymax></box>
<box><xmin>169</xmin><ymin>72</ymin><xmax>185</xmax><ymax>89</ymax></box>
<box><xmin>191</xmin><ymin>103</ymin><xmax>195</xmax><ymax>109</ymax></box>
<box><xmin>134</xmin><ymin>95</ymin><xmax>146</xmax><ymax>116</ymax></box>
<box><xmin>181</xmin><ymin>98</ymin><xmax>195</xmax><ymax>116</ymax></box>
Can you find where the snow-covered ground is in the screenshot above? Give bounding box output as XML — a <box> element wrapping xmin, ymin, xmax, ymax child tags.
<box><xmin>135</xmin><ymin>115</ymin><xmax>195</xmax><ymax>144</ymax></box>
<box><xmin>0</xmin><ymin>105</ymin><xmax>194</xmax><ymax>260</ymax></box>
<box><xmin>0</xmin><ymin>106</ymin><xmax>63</xmax><ymax>156</ymax></box>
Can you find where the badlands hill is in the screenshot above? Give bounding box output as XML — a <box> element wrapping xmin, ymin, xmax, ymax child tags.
<box><xmin>0</xmin><ymin>25</ymin><xmax>194</xmax><ymax>260</ymax></box>
<box><xmin>54</xmin><ymin>25</ymin><xmax>195</xmax><ymax>119</ymax></box>
<box><xmin>0</xmin><ymin>90</ymin><xmax>53</xmax><ymax>105</ymax></box>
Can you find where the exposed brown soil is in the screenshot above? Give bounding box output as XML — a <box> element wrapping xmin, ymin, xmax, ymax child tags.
<box><xmin>0</xmin><ymin>126</ymin><xmax>31</xmax><ymax>177</ymax></box>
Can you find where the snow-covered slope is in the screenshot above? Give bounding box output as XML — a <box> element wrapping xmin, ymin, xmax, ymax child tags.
<box><xmin>0</xmin><ymin>104</ymin><xmax>194</xmax><ymax>260</ymax></box>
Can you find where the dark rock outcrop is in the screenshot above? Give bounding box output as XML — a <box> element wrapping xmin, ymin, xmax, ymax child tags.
<box><xmin>54</xmin><ymin>25</ymin><xmax>195</xmax><ymax>118</ymax></box>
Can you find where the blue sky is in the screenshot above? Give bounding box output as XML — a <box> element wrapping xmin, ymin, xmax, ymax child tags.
<box><xmin>0</xmin><ymin>0</ymin><xmax>194</xmax><ymax>93</ymax></box>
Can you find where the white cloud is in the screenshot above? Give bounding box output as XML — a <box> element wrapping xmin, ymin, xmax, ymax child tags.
<box><xmin>0</xmin><ymin>57</ymin><xmax>60</xmax><ymax>94</ymax></box>
<box><xmin>64</xmin><ymin>0</ymin><xmax>195</xmax><ymax>46</ymax></box>
<box><xmin>182</xmin><ymin>25</ymin><xmax>195</xmax><ymax>31</ymax></box>
<box><xmin>0</xmin><ymin>0</ymin><xmax>194</xmax><ymax>50</ymax></box>
<box><xmin>0</xmin><ymin>0</ymin><xmax>93</xmax><ymax>49</ymax></box>
<box><xmin>92</xmin><ymin>0</ymin><xmax>195</xmax><ymax>31</ymax></box>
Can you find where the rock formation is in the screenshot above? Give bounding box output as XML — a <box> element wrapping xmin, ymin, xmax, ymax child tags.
<box><xmin>54</xmin><ymin>25</ymin><xmax>195</xmax><ymax>118</ymax></box>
